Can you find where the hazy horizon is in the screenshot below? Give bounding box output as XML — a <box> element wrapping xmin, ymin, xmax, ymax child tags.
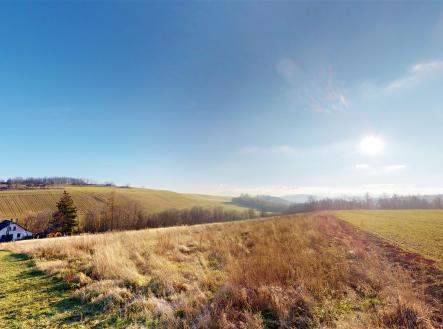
<box><xmin>2</xmin><ymin>2</ymin><xmax>443</xmax><ymax>197</ymax></box>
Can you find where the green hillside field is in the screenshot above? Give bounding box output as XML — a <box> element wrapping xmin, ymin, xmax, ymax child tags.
<box><xmin>334</xmin><ymin>209</ymin><xmax>443</xmax><ymax>269</ymax></box>
<box><xmin>0</xmin><ymin>186</ymin><xmax>240</xmax><ymax>219</ymax></box>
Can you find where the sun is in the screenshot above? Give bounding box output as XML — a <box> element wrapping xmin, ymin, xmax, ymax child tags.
<box><xmin>360</xmin><ymin>136</ymin><xmax>384</xmax><ymax>155</ymax></box>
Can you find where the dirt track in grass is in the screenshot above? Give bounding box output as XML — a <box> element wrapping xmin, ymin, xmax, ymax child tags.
<box><xmin>329</xmin><ymin>215</ymin><xmax>443</xmax><ymax>324</ymax></box>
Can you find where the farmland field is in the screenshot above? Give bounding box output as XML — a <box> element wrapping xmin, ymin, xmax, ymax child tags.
<box><xmin>334</xmin><ymin>210</ymin><xmax>443</xmax><ymax>269</ymax></box>
<box><xmin>0</xmin><ymin>186</ymin><xmax>240</xmax><ymax>219</ymax></box>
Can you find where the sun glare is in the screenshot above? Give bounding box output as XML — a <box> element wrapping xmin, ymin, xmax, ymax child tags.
<box><xmin>360</xmin><ymin>136</ymin><xmax>384</xmax><ymax>155</ymax></box>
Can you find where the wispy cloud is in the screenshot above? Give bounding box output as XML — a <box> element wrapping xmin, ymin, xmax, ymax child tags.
<box><xmin>238</xmin><ymin>144</ymin><xmax>298</xmax><ymax>156</ymax></box>
<box><xmin>384</xmin><ymin>164</ymin><xmax>406</xmax><ymax>172</ymax></box>
<box><xmin>238</xmin><ymin>141</ymin><xmax>350</xmax><ymax>158</ymax></box>
<box><xmin>208</xmin><ymin>183</ymin><xmax>443</xmax><ymax>197</ymax></box>
<box><xmin>354</xmin><ymin>164</ymin><xmax>407</xmax><ymax>174</ymax></box>
<box><xmin>385</xmin><ymin>60</ymin><xmax>443</xmax><ymax>91</ymax></box>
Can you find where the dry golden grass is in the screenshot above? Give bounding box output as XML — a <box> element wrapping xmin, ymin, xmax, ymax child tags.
<box><xmin>3</xmin><ymin>214</ymin><xmax>440</xmax><ymax>328</ymax></box>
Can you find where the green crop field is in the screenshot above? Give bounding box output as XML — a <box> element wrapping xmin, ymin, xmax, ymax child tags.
<box><xmin>334</xmin><ymin>210</ymin><xmax>443</xmax><ymax>269</ymax></box>
<box><xmin>0</xmin><ymin>186</ymin><xmax>240</xmax><ymax>219</ymax></box>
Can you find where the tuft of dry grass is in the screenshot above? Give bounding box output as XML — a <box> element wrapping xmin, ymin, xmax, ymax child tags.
<box><xmin>3</xmin><ymin>215</ymin><xmax>440</xmax><ymax>328</ymax></box>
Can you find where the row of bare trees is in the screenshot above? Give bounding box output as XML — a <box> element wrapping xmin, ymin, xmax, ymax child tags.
<box><xmin>21</xmin><ymin>192</ymin><xmax>259</xmax><ymax>234</ymax></box>
<box><xmin>286</xmin><ymin>194</ymin><xmax>443</xmax><ymax>213</ymax></box>
<box><xmin>82</xmin><ymin>193</ymin><xmax>258</xmax><ymax>233</ymax></box>
<box><xmin>4</xmin><ymin>177</ymin><xmax>91</xmax><ymax>186</ymax></box>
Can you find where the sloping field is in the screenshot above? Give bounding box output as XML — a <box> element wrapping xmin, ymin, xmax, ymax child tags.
<box><xmin>0</xmin><ymin>186</ymin><xmax>238</xmax><ymax>219</ymax></box>
<box><xmin>334</xmin><ymin>210</ymin><xmax>443</xmax><ymax>269</ymax></box>
<box><xmin>2</xmin><ymin>214</ymin><xmax>439</xmax><ymax>328</ymax></box>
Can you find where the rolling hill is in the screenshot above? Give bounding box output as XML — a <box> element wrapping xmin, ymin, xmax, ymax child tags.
<box><xmin>0</xmin><ymin>186</ymin><xmax>240</xmax><ymax>219</ymax></box>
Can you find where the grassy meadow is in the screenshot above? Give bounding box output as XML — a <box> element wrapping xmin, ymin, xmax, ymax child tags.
<box><xmin>2</xmin><ymin>214</ymin><xmax>439</xmax><ymax>328</ymax></box>
<box><xmin>0</xmin><ymin>186</ymin><xmax>239</xmax><ymax>219</ymax></box>
<box><xmin>334</xmin><ymin>210</ymin><xmax>443</xmax><ymax>269</ymax></box>
<box><xmin>0</xmin><ymin>250</ymin><xmax>85</xmax><ymax>328</ymax></box>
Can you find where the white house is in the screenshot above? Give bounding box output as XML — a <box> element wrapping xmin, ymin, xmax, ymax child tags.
<box><xmin>0</xmin><ymin>219</ymin><xmax>33</xmax><ymax>242</ymax></box>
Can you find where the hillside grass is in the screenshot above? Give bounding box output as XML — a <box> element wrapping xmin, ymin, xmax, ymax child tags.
<box><xmin>2</xmin><ymin>214</ymin><xmax>438</xmax><ymax>328</ymax></box>
<box><xmin>334</xmin><ymin>210</ymin><xmax>443</xmax><ymax>269</ymax></box>
<box><xmin>0</xmin><ymin>250</ymin><xmax>88</xmax><ymax>328</ymax></box>
<box><xmin>0</xmin><ymin>186</ymin><xmax>240</xmax><ymax>219</ymax></box>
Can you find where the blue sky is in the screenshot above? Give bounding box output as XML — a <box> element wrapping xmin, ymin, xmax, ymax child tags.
<box><xmin>1</xmin><ymin>1</ymin><xmax>443</xmax><ymax>196</ymax></box>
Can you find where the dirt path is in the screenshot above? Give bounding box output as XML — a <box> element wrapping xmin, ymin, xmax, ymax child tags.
<box><xmin>0</xmin><ymin>250</ymin><xmax>85</xmax><ymax>329</ymax></box>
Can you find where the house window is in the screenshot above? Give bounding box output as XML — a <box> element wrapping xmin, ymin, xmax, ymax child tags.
<box><xmin>13</xmin><ymin>226</ymin><xmax>16</xmax><ymax>231</ymax></box>
<box><xmin>17</xmin><ymin>233</ymin><xmax>21</xmax><ymax>239</ymax></box>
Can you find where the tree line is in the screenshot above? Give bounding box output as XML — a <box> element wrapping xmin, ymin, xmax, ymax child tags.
<box><xmin>3</xmin><ymin>177</ymin><xmax>92</xmax><ymax>187</ymax></box>
<box><xmin>231</xmin><ymin>194</ymin><xmax>289</xmax><ymax>213</ymax></box>
<box><xmin>286</xmin><ymin>194</ymin><xmax>443</xmax><ymax>213</ymax></box>
<box><xmin>21</xmin><ymin>191</ymin><xmax>259</xmax><ymax>235</ymax></box>
<box><xmin>1</xmin><ymin>176</ymin><xmax>119</xmax><ymax>189</ymax></box>
<box><xmin>83</xmin><ymin>201</ymin><xmax>258</xmax><ymax>233</ymax></box>
<box><xmin>21</xmin><ymin>190</ymin><xmax>443</xmax><ymax>237</ymax></box>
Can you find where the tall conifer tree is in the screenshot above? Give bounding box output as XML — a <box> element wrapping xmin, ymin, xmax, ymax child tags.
<box><xmin>51</xmin><ymin>191</ymin><xmax>78</xmax><ymax>234</ymax></box>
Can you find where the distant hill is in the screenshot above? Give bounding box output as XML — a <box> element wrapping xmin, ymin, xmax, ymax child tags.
<box><xmin>231</xmin><ymin>194</ymin><xmax>290</xmax><ymax>213</ymax></box>
<box><xmin>281</xmin><ymin>194</ymin><xmax>316</xmax><ymax>204</ymax></box>
<box><xmin>0</xmin><ymin>186</ymin><xmax>242</xmax><ymax>219</ymax></box>
<box><xmin>258</xmin><ymin>195</ymin><xmax>291</xmax><ymax>206</ymax></box>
